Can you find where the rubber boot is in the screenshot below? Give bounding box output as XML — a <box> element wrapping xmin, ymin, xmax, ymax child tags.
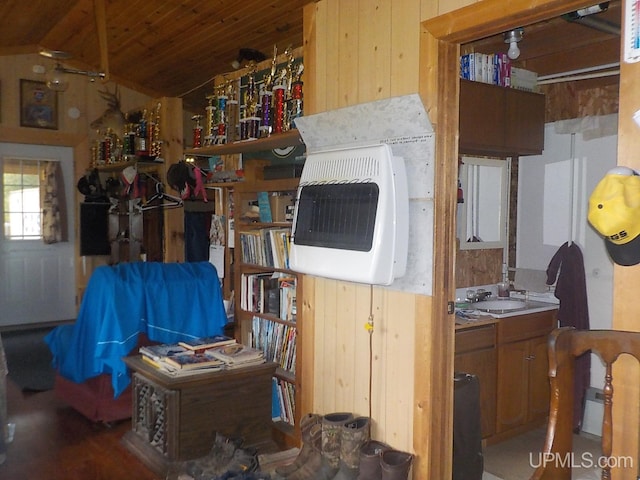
<box><xmin>311</xmin><ymin>412</ymin><xmax>354</xmax><ymax>480</ymax></box>
<box><xmin>380</xmin><ymin>449</ymin><xmax>414</xmax><ymax>480</ymax></box>
<box><xmin>331</xmin><ymin>416</ymin><xmax>370</xmax><ymax>480</ymax></box>
<box><xmin>286</xmin><ymin>424</ymin><xmax>323</xmax><ymax>480</ymax></box>
<box><xmin>276</xmin><ymin>413</ymin><xmax>322</xmax><ymax>476</ymax></box>
<box><xmin>356</xmin><ymin>440</ymin><xmax>391</xmax><ymax>480</ymax></box>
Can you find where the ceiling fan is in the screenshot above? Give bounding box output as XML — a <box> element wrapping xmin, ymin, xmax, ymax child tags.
<box><xmin>38</xmin><ymin>0</ymin><xmax>110</xmax><ymax>92</ymax></box>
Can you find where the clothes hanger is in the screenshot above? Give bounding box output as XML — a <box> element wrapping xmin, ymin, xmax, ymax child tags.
<box><xmin>140</xmin><ymin>173</ymin><xmax>183</xmax><ymax>210</ymax></box>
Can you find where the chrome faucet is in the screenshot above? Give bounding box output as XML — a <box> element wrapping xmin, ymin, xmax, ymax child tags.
<box><xmin>466</xmin><ymin>289</ymin><xmax>492</xmax><ymax>303</ymax></box>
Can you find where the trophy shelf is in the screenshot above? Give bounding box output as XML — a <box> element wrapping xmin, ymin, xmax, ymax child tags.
<box><xmin>184</xmin><ymin>129</ymin><xmax>303</xmax><ymax>156</ymax></box>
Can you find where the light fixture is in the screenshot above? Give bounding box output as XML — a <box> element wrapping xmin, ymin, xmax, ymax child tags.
<box><xmin>504</xmin><ymin>28</ymin><xmax>524</xmax><ymax>60</ymax></box>
<box><xmin>39</xmin><ymin>49</ymin><xmax>106</xmax><ymax>92</ymax></box>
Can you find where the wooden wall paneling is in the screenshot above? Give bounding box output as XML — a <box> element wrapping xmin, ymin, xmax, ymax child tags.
<box><xmin>314</xmin><ymin>278</ymin><xmax>337</xmax><ymax>409</ymax></box>
<box><xmin>305</xmin><ymin>0</ymin><xmax>425</xmax><ymax>454</ymax></box>
<box><xmin>379</xmin><ymin>288</ymin><xmax>416</xmax><ymax>448</ymax></box>
<box><xmin>303</xmin><ymin>2</ymin><xmax>321</xmax><ymax>117</ymax></box>
<box><xmin>337</xmin><ymin>0</ymin><xmax>359</xmax><ymax>108</ymax></box>
<box><xmin>390</xmin><ymin>0</ymin><xmax>421</xmax><ymax>97</ymax></box>
<box><xmin>324</xmin><ymin>0</ymin><xmax>341</xmax><ymax>112</ymax></box>
<box><xmin>158</xmin><ymin>96</ymin><xmax>184</xmax><ymax>263</ymax></box>
<box><xmin>357</xmin><ymin>0</ymin><xmax>392</xmax><ymax>102</ymax></box>
<box><xmin>334</xmin><ymin>280</ymin><xmax>358</xmax><ymax>409</ymax></box>
<box><xmin>298</xmin><ymin>274</ymin><xmax>315</xmax><ymax>428</ymax></box>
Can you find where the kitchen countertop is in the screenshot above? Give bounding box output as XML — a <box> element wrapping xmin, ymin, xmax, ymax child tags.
<box><xmin>455</xmin><ymin>298</ymin><xmax>559</xmax><ymax>330</ymax></box>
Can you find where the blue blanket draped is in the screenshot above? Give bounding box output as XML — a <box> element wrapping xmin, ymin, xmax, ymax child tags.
<box><xmin>45</xmin><ymin>262</ymin><xmax>227</xmax><ymax>397</ymax></box>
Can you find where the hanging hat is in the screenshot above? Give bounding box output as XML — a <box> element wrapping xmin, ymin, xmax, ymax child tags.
<box><xmin>588</xmin><ymin>167</ymin><xmax>640</xmax><ymax>266</ymax></box>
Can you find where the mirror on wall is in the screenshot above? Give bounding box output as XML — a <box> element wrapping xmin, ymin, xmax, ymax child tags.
<box><xmin>457</xmin><ymin>156</ymin><xmax>510</xmax><ymax>250</ymax></box>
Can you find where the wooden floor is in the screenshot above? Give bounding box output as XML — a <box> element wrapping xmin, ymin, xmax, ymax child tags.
<box><xmin>2</xmin><ymin>379</ymin><xmax>161</xmax><ymax>479</ymax></box>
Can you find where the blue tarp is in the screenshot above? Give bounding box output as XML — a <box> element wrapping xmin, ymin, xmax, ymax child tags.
<box><xmin>45</xmin><ymin>262</ymin><xmax>227</xmax><ymax>396</ymax></box>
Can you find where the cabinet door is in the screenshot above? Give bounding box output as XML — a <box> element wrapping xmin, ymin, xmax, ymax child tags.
<box><xmin>505</xmin><ymin>88</ymin><xmax>545</xmax><ymax>154</ymax></box>
<box><xmin>459</xmin><ymin>80</ymin><xmax>505</xmax><ymax>153</ymax></box>
<box><xmin>496</xmin><ymin>340</ymin><xmax>529</xmax><ymax>433</ymax></box>
<box><xmin>455</xmin><ymin>347</ymin><xmax>497</xmax><ymax>438</ymax></box>
<box><xmin>527</xmin><ymin>335</ymin><xmax>551</xmax><ymax>422</ymax></box>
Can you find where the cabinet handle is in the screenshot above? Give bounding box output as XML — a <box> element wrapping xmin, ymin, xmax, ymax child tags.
<box><xmin>525</xmin><ymin>354</ymin><xmax>536</xmax><ymax>361</ymax></box>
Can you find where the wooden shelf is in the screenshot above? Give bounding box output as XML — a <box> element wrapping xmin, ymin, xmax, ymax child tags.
<box><xmin>94</xmin><ymin>159</ymin><xmax>163</xmax><ymax>173</ymax></box>
<box><xmin>184</xmin><ymin>129</ymin><xmax>304</xmax><ymax>156</ymax></box>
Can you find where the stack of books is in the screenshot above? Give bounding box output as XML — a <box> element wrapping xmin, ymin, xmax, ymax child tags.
<box><xmin>205</xmin><ymin>342</ymin><xmax>265</xmax><ymax>369</ymax></box>
<box><xmin>139</xmin><ymin>335</ymin><xmax>264</xmax><ymax>375</ymax></box>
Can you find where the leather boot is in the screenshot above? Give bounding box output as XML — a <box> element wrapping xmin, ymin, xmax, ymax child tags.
<box><xmin>331</xmin><ymin>416</ymin><xmax>370</xmax><ymax>480</ymax></box>
<box><xmin>380</xmin><ymin>449</ymin><xmax>414</xmax><ymax>480</ymax></box>
<box><xmin>276</xmin><ymin>413</ymin><xmax>322</xmax><ymax>476</ymax></box>
<box><xmin>286</xmin><ymin>424</ymin><xmax>323</xmax><ymax>480</ymax></box>
<box><xmin>356</xmin><ymin>440</ymin><xmax>391</xmax><ymax>480</ymax></box>
<box><xmin>311</xmin><ymin>412</ymin><xmax>354</xmax><ymax>480</ymax></box>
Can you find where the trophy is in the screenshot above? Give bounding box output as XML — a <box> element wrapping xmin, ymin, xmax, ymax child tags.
<box><xmin>215</xmin><ymin>84</ymin><xmax>227</xmax><ymax>144</ymax></box>
<box><xmin>225</xmin><ymin>79</ymin><xmax>239</xmax><ymax>143</ymax></box>
<box><xmin>289</xmin><ymin>62</ymin><xmax>304</xmax><ymax>128</ymax></box>
<box><xmin>204</xmin><ymin>94</ymin><xmax>217</xmax><ymax>146</ymax></box>
<box><xmin>150</xmin><ymin>102</ymin><xmax>162</xmax><ymax>159</ymax></box>
<box><xmin>260</xmin><ymin>45</ymin><xmax>278</xmax><ymax>138</ymax></box>
<box><xmin>192</xmin><ymin>114</ymin><xmax>203</xmax><ymax>148</ymax></box>
<box><xmin>242</xmin><ymin>61</ymin><xmax>260</xmax><ymax>140</ymax></box>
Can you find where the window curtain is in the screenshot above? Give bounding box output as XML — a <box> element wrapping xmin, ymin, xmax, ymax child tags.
<box><xmin>41</xmin><ymin>161</ymin><xmax>68</xmax><ymax>244</ymax></box>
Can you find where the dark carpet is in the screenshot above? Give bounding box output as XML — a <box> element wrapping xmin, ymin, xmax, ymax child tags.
<box><xmin>2</xmin><ymin>327</ymin><xmax>56</xmax><ymax>392</ymax></box>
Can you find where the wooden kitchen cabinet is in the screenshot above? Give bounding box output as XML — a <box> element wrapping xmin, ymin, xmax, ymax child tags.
<box><xmin>459</xmin><ymin>79</ymin><xmax>545</xmax><ymax>155</ymax></box>
<box><xmin>495</xmin><ymin>310</ymin><xmax>556</xmax><ymax>438</ymax></box>
<box><xmin>454</xmin><ymin>322</ymin><xmax>497</xmax><ymax>439</ymax></box>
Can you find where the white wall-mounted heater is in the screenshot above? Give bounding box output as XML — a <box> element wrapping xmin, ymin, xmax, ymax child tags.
<box><xmin>289</xmin><ymin>143</ymin><xmax>408</xmax><ymax>286</ymax></box>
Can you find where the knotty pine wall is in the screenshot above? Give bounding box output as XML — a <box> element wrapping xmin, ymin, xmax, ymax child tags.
<box><xmin>301</xmin><ymin>1</ymin><xmax>451</xmax><ymax>478</ymax></box>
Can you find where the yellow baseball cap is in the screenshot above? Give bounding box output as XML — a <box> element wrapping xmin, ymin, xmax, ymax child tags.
<box><xmin>588</xmin><ymin>167</ymin><xmax>640</xmax><ymax>266</ymax></box>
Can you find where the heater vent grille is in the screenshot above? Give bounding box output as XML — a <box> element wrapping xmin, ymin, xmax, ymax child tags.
<box><xmin>299</xmin><ymin>155</ymin><xmax>380</xmax><ymax>184</ymax></box>
<box><xmin>293</xmin><ymin>183</ymin><xmax>379</xmax><ymax>251</ymax></box>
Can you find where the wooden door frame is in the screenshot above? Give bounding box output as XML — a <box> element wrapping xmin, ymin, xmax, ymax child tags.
<box><xmin>421</xmin><ymin>1</ymin><xmax>604</xmax><ymax>478</ymax></box>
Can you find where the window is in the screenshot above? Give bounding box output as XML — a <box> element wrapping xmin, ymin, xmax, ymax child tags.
<box><xmin>2</xmin><ymin>157</ymin><xmax>51</xmax><ymax>240</ymax></box>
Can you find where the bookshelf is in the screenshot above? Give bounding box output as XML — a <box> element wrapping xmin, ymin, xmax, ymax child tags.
<box><xmin>234</xmin><ymin>177</ymin><xmax>301</xmax><ymax>446</ymax></box>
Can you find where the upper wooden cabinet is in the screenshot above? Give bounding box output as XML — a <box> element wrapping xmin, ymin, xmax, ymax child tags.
<box><xmin>459</xmin><ymin>80</ymin><xmax>545</xmax><ymax>156</ymax></box>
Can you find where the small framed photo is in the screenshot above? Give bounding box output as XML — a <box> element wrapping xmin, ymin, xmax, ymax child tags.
<box><xmin>20</xmin><ymin>79</ymin><xmax>58</xmax><ymax>130</ymax></box>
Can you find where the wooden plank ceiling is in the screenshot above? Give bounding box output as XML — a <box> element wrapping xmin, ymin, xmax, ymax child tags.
<box><xmin>0</xmin><ymin>1</ymin><xmax>621</xmax><ymax>112</ymax></box>
<box><xmin>0</xmin><ymin>0</ymin><xmax>313</xmax><ymax>112</ymax></box>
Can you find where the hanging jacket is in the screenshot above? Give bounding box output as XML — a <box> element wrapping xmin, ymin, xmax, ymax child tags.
<box><xmin>546</xmin><ymin>241</ymin><xmax>591</xmax><ymax>432</ymax></box>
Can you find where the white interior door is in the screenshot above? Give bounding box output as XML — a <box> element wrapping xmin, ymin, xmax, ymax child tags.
<box><xmin>0</xmin><ymin>143</ymin><xmax>76</xmax><ymax>328</ymax></box>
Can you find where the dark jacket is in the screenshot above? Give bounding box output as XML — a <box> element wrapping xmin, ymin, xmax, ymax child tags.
<box><xmin>546</xmin><ymin>241</ymin><xmax>591</xmax><ymax>432</ymax></box>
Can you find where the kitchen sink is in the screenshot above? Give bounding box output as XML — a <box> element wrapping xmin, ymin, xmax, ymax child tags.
<box><xmin>474</xmin><ymin>299</ymin><xmax>527</xmax><ymax>313</ymax></box>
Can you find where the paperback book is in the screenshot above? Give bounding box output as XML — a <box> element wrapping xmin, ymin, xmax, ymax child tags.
<box><xmin>206</xmin><ymin>343</ymin><xmax>265</xmax><ymax>366</ymax></box>
<box><xmin>178</xmin><ymin>335</ymin><xmax>236</xmax><ymax>352</ymax></box>
<box><xmin>139</xmin><ymin>343</ymin><xmax>187</xmax><ymax>361</ymax></box>
<box><xmin>163</xmin><ymin>351</ymin><xmax>225</xmax><ymax>371</ymax></box>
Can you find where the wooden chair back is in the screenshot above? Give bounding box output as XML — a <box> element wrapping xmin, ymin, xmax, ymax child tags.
<box><xmin>531</xmin><ymin>327</ymin><xmax>640</xmax><ymax>480</ymax></box>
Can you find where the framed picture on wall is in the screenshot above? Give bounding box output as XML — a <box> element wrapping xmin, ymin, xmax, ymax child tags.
<box><xmin>20</xmin><ymin>79</ymin><xmax>58</xmax><ymax>130</ymax></box>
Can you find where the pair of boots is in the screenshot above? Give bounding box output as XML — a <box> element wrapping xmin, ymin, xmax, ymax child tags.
<box><xmin>357</xmin><ymin>441</ymin><xmax>414</xmax><ymax>480</ymax></box>
<box><xmin>277</xmin><ymin>413</ymin><xmax>412</xmax><ymax>480</ymax></box>
<box><xmin>277</xmin><ymin>412</ymin><xmax>370</xmax><ymax>480</ymax></box>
